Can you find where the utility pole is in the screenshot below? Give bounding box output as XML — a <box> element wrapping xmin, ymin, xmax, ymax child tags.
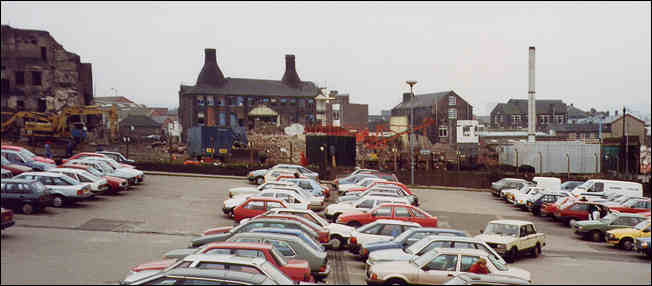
<box><xmin>406</xmin><ymin>81</ymin><xmax>418</xmax><ymax>185</ymax></box>
<box><xmin>623</xmin><ymin>106</ymin><xmax>628</xmax><ymax>175</ymax></box>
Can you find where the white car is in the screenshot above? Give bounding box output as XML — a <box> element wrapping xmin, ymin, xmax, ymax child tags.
<box><xmin>513</xmin><ymin>187</ymin><xmax>541</xmax><ymax>209</ymax></box>
<box><xmin>223</xmin><ymin>189</ymin><xmax>309</xmax><ymax>213</ymax></box>
<box><xmin>501</xmin><ymin>183</ymin><xmax>528</xmax><ymax>204</ymax></box>
<box><xmin>13</xmin><ymin>172</ymin><xmax>93</xmax><ymax>207</ymax></box>
<box><xmin>337</xmin><ymin>186</ymin><xmax>416</xmax><ymax>205</ymax></box>
<box><xmin>68</xmin><ymin>159</ymin><xmax>138</xmax><ymax>187</ymax></box>
<box><xmin>227</xmin><ymin>181</ymin><xmax>296</xmax><ymax>198</ymax></box>
<box><xmin>47</xmin><ymin>168</ymin><xmax>109</xmax><ymax>195</ymax></box>
<box><xmin>348</xmin><ymin>219</ymin><xmax>421</xmax><ymax>254</ymax></box>
<box><xmin>338</xmin><ymin>177</ymin><xmax>387</xmax><ymax>194</ymax></box>
<box><xmin>269</xmin><ymin>164</ymin><xmax>320</xmax><ymax>181</ymax></box>
<box><xmin>82</xmin><ymin>157</ymin><xmax>145</xmax><ymax>184</ymax></box>
<box><xmin>474</xmin><ymin>220</ymin><xmax>546</xmax><ymax>263</ymax></box>
<box><xmin>255</xmin><ymin>208</ymin><xmax>357</xmax><ymax>250</ymax></box>
<box><xmin>325</xmin><ymin>195</ymin><xmax>410</xmax><ymax>221</ymax></box>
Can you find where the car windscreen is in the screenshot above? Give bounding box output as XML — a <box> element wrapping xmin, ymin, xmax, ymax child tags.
<box><xmin>18</xmin><ymin>149</ymin><xmax>36</xmax><ymax>159</ymax></box>
<box><xmin>483</xmin><ymin>223</ymin><xmax>519</xmax><ymax>237</ymax></box>
<box><xmin>85</xmin><ymin>167</ymin><xmax>104</xmax><ymax>177</ymax></box>
<box><xmin>634</xmin><ymin>220</ymin><xmax>650</xmax><ymax>231</ymax></box>
<box><xmin>32</xmin><ymin>181</ymin><xmax>47</xmax><ymax>192</ymax></box>
<box><xmin>59</xmin><ymin>175</ymin><xmax>80</xmax><ymax>185</ymax></box>
<box><xmin>488</xmin><ymin>255</ymin><xmax>508</xmax><ymax>271</ymax></box>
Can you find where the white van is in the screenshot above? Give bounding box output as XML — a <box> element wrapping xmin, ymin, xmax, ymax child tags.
<box><xmin>532</xmin><ymin>177</ymin><xmax>562</xmax><ymax>193</ymax></box>
<box><xmin>571</xmin><ymin>179</ymin><xmax>643</xmax><ymax>198</ymax></box>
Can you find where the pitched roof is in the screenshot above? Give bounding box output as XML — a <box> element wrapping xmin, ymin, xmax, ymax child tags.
<box><xmin>180</xmin><ymin>77</ymin><xmax>319</xmax><ymax>97</ymax></box>
<box><xmin>393</xmin><ymin>91</ymin><xmax>453</xmax><ymax>109</ymax></box>
<box><xmin>119</xmin><ymin>115</ymin><xmax>161</xmax><ymax>128</ymax></box>
<box><xmin>506</xmin><ymin>99</ymin><xmax>567</xmax><ymax>115</ymax></box>
<box><xmin>567</xmin><ymin>105</ymin><xmax>587</xmax><ymax>119</ymax></box>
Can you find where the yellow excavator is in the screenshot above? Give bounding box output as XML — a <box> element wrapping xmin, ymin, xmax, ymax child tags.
<box><xmin>1</xmin><ymin>104</ymin><xmax>119</xmax><ymax>143</ymax></box>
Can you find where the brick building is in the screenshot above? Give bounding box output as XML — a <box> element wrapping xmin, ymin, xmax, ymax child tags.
<box><xmin>490</xmin><ymin>99</ymin><xmax>567</xmax><ymax>131</ymax></box>
<box><xmin>1</xmin><ymin>25</ymin><xmax>93</xmax><ymax>113</ymax></box>
<box><xmin>391</xmin><ymin>90</ymin><xmax>473</xmax><ymax>145</ymax></box>
<box><xmin>322</xmin><ymin>92</ymin><xmax>368</xmax><ymax>130</ymax></box>
<box><xmin>178</xmin><ymin>49</ymin><xmax>320</xmax><ymax>141</ymax></box>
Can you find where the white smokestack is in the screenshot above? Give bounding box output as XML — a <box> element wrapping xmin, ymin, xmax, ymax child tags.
<box><xmin>528</xmin><ymin>46</ymin><xmax>536</xmax><ymax>143</ymax></box>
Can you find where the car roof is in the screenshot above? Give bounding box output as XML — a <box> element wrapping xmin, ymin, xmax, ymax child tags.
<box><xmin>372</xmin><ymin>219</ymin><xmax>421</xmax><ymax>226</ymax></box>
<box><xmin>1</xmin><ymin>178</ymin><xmax>38</xmax><ymax>184</ymax></box>
<box><xmin>610</xmin><ymin>212</ymin><xmax>648</xmax><ymax>218</ymax></box>
<box><xmin>19</xmin><ymin>172</ymin><xmax>63</xmax><ymax>177</ymax></box>
<box><xmin>360</xmin><ymin>195</ymin><xmax>409</xmax><ymax>201</ymax></box>
<box><xmin>247</xmin><ymin>196</ymin><xmax>287</xmax><ymax>203</ymax></box>
<box><xmin>202</xmin><ymin>242</ymin><xmax>273</xmax><ymax>251</ymax></box>
<box><xmin>375</xmin><ymin>203</ymin><xmax>415</xmax><ymax>208</ymax></box>
<box><xmin>488</xmin><ymin>220</ymin><xmax>533</xmax><ymax>226</ymax></box>
<box><xmin>50</xmin><ymin>168</ymin><xmax>86</xmax><ymax>174</ymax></box>
<box><xmin>153</xmin><ymin>268</ymin><xmax>271</xmax><ymax>285</ymax></box>
<box><xmin>182</xmin><ymin>253</ymin><xmax>267</xmax><ymax>266</ymax></box>
<box><xmin>407</xmin><ymin>227</ymin><xmax>467</xmax><ymax>235</ymax></box>
<box><xmin>1</xmin><ymin>145</ymin><xmax>22</xmax><ymax>150</ymax></box>
<box><xmin>431</xmin><ymin>247</ymin><xmax>492</xmax><ymax>257</ymax></box>
<box><xmin>230</xmin><ymin>232</ymin><xmax>306</xmax><ymax>243</ymax></box>
<box><xmin>423</xmin><ymin>235</ymin><xmax>482</xmax><ymax>243</ymax></box>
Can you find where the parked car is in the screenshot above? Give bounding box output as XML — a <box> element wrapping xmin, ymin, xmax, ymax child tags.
<box><xmin>348</xmin><ymin>219</ymin><xmax>421</xmax><ymax>255</ymax></box>
<box><xmin>157</xmin><ymin>242</ymin><xmax>313</xmax><ymax>282</ymax></box>
<box><xmin>491</xmin><ymin>178</ymin><xmax>533</xmax><ymax>196</ymax></box>
<box><xmin>553</xmin><ymin>200</ymin><xmax>610</xmax><ymax>226</ymax></box>
<box><xmin>366</xmin><ymin>235</ymin><xmax>506</xmax><ymax>269</ymax></box>
<box><xmin>279</xmin><ymin>178</ymin><xmax>328</xmax><ymax>198</ymax></box>
<box><xmin>83</xmin><ymin>157</ymin><xmax>144</xmax><ymax>183</ymax></box>
<box><xmin>12</xmin><ymin>172</ymin><xmax>93</xmax><ymax>207</ymax></box>
<box><xmin>325</xmin><ymin>195</ymin><xmax>410</xmax><ymax>222</ymax></box>
<box><xmin>225</xmin><ymin>190</ymin><xmax>308</xmax><ymax>215</ymax></box>
<box><xmin>122</xmin><ymin>254</ymin><xmax>296</xmax><ymax>285</ymax></box>
<box><xmin>192</xmin><ymin>218</ymin><xmax>319</xmax><ymax>248</ymax></box>
<box><xmin>268</xmin><ymin>164</ymin><xmax>319</xmax><ymax>182</ymax></box>
<box><xmin>360</xmin><ymin>228</ymin><xmax>469</xmax><ymax>258</ymax></box>
<box><xmin>62</xmin><ymin>152</ymin><xmax>135</xmax><ymax>169</ymax></box>
<box><xmin>257</xmin><ymin>208</ymin><xmax>356</xmax><ymax>250</ymax></box>
<box><xmin>248</xmin><ymin>228</ymin><xmax>325</xmax><ymax>253</ymax></box>
<box><xmin>339</xmin><ymin>185</ymin><xmax>418</xmax><ymax>206</ymax></box>
<box><xmin>606</xmin><ymin>219</ymin><xmax>651</xmax><ymax>250</ymax></box>
<box><xmin>365</xmin><ymin>248</ymin><xmax>531</xmax><ymax>286</ymax></box>
<box><xmin>528</xmin><ymin>191</ymin><xmax>570</xmax><ymax>216</ymax></box>
<box><xmin>1</xmin><ymin>148</ymin><xmax>55</xmax><ymax>171</ymax></box>
<box><xmin>68</xmin><ymin>159</ymin><xmax>139</xmax><ymax>187</ymax></box>
<box><xmin>59</xmin><ymin>163</ymin><xmax>128</xmax><ymax>194</ymax></box>
<box><xmin>338</xmin><ymin>177</ymin><xmax>387</xmax><ymax>193</ymax></box>
<box><xmin>1</xmin><ymin>155</ymin><xmax>32</xmax><ymax>176</ymax></box>
<box><xmin>605</xmin><ymin>198</ymin><xmax>651</xmax><ymax>214</ymax></box>
<box><xmin>1</xmin><ymin>208</ymin><xmax>15</xmax><ymax>230</ymax></box>
<box><xmin>443</xmin><ymin>272</ymin><xmax>532</xmax><ymax>285</ymax></box>
<box><xmin>230</xmin><ymin>197</ymin><xmax>290</xmax><ymax>222</ymax></box>
<box><xmin>246</xmin><ymin>214</ymin><xmax>330</xmax><ymax>245</ymax></box>
<box><xmin>561</xmin><ymin>181</ymin><xmax>585</xmax><ymax>191</ymax></box>
<box><xmin>573</xmin><ymin>212</ymin><xmax>648</xmax><ymax>242</ymax></box>
<box><xmin>571</xmin><ymin>179</ymin><xmax>643</xmax><ymax>199</ymax></box>
<box><xmin>1</xmin><ymin>145</ymin><xmax>55</xmax><ymax>164</ymax></box>
<box><xmin>228</xmin><ymin>181</ymin><xmax>297</xmax><ymax>198</ymax></box>
<box><xmin>634</xmin><ymin>237</ymin><xmax>651</xmax><ymax>259</ymax></box>
<box><xmin>47</xmin><ymin>168</ymin><xmax>110</xmax><ymax>195</ymax></box>
<box><xmin>1</xmin><ymin>179</ymin><xmax>53</xmax><ymax>214</ymax></box>
<box><xmin>1</xmin><ymin>168</ymin><xmax>12</xmax><ymax>179</ymax></box>
<box><xmin>248</xmin><ymin>169</ymin><xmax>270</xmax><ymax>185</ymax></box>
<box><xmin>226</xmin><ymin>232</ymin><xmax>330</xmax><ymax>280</ymax></box>
<box><xmin>337</xmin><ymin>203</ymin><xmax>436</xmax><ymax>228</ymax></box>
<box><xmin>343</xmin><ymin>181</ymin><xmax>413</xmax><ymax>197</ymax></box>
<box><xmin>474</xmin><ymin>220</ymin><xmax>546</xmax><ymax>263</ymax></box>
<box><xmin>97</xmin><ymin>151</ymin><xmax>135</xmax><ymax>164</ymax></box>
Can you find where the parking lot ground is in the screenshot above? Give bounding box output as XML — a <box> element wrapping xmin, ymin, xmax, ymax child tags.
<box><xmin>2</xmin><ymin>175</ymin><xmax>650</xmax><ymax>285</ymax></box>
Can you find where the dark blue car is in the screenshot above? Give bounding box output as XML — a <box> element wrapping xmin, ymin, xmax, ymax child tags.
<box><xmin>359</xmin><ymin>227</ymin><xmax>468</xmax><ymax>260</ymax></box>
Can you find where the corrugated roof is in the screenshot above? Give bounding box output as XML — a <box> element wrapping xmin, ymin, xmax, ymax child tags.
<box><xmin>393</xmin><ymin>91</ymin><xmax>453</xmax><ymax>109</ymax></box>
<box><xmin>180</xmin><ymin>78</ymin><xmax>319</xmax><ymax>97</ymax></box>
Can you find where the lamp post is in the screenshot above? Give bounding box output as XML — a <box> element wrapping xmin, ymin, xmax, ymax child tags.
<box><xmin>515</xmin><ymin>149</ymin><xmax>519</xmax><ymax>174</ymax></box>
<box><xmin>538</xmin><ymin>152</ymin><xmax>543</xmax><ymax>175</ymax></box>
<box><xmin>393</xmin><ymin>146</ymin><xmax>398</xmax><ymax>173</ymax></box>
<box><xmin>566</xmin><ymin>153</ymin><xmax>570</xmax><ymax>179</ymax></box>
<box><xmin>593</xmin><ymin>153</ymin><xmax>599</xmax><ymax>174</ymax></box>
<box><xmin>406</xmin><ymin>80</ymin><xmax>418</xmax><ymax>185</ymax></box>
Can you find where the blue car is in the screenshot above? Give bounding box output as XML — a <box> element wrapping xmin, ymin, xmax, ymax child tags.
<box><xmin>250</xmin><ymin>228</ymin><xmax>325</xmax><ymax>252</ymax></box>
<box><xmin>359</xmin><ymin>228</ymin><xmax>468</xmax><ymax>260</ymax></box>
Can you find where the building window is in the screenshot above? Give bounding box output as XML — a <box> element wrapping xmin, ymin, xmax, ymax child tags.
<box><xmin>569</xmin><ymin>132</ymin><xmax>577</xmax><ymax>139</ymax></box>
<box><xmin>306</xmin><ymin>114</ymin><xmax>315</xmax><ymax>122</ymax></box>
<box><xmin>589</xmin><ymin>133</ymin><xmax>596</xmax><ymax>139</ymax></box>
<box><xmin>555</xmin><ymin>115</ymin><xmax>565</xmax><ymax>124</ymax></box>
<box><xmin>31</xmin><ymin>71</ymin><xmax>42</xmax><ymax>86</ymax></box>
<box><xmin>448</xmin><ymin>108</ymin><xmax>457</xmax><ymax>119</ymax></box>
<box><xmin>196</xmin><ymin>96</ymin><xmax>205</xmax><ymax>107</ymax></box>
<box><xmin>448</xmin><ymin>95</ymin><xmax>456</xmax><ymax>106</ymax></box>
<box><xmin>263</xmin><ymin>98</ymin><xmax>270</xmax><ymax>104</ymax></box>
<box><xmin>290</xmin><ymin>98</ymin><xmax>297</xmax><ymax>105</ymax></box>
<box><xmin>307</xmin><ymin>99</ymin><xmax>314</xmax><ymax>106</ymax></box>
<box><xmin>439</xmin><ymin>126</ymin><xmax>448</xmax><ymax>137</ymax></box>
<box><xmin>280</xmin><ymin>98</ymin><xmax>287</xmax><ymax>105</ymax></box>
<box><xmin>41</xmin><ymin>47</ymin><xmax>47</xmax><ymax>61</ymax></box>
<box><xmin>15</xmin><ymin>71</ymin><xmax>25</xmax><ymax>86</ymax></box>
<box><xmin>225</xmin><ymin>96</ymin><xmax>233</xmax><ymax>106</ymax></box>
<box><xmin>333</xmin><ymin>110</ymin><xmax>340</xmax><ymax>121</ymax></box>
<box><xmin>539</xmin><ymin>115</ymin><xmax>551</xmax><ymax>124</ymax></box>
<box><xmin>236</xmin><ymin>96</ymin><xmax>244</xmax><ymax>106</ymax></box>
<box><xmin>197</xmin><ymin>112</ymin><xmax>205</xmax><ymax>125</ymax></box>
<box><xmin>207</xmin><ymin>96</ymin><xmax>215</xmax><ymax>106</ymax></box>
<box><xmin>230</xmin><ymin>113</ymin><xmax>238</xmax><ymax>127</ymax></box>
<box><xmin>271</xmin><ymin>98</ymin><xmax>278</xmax><ymax>105</ymax></box>
<box><xmin>219</xmin><ymin>112</ymin><xmax>226</xmax><ymax>126</ymax></box>
<box><xmin>217</xmin><ymin>96</ymin><xmax>224</xmax><ymax>106</ymax></box>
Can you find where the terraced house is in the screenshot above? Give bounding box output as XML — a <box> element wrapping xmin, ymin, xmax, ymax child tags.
<box><xmin>490</xmin><ymin>99</ymin><xmax>567</xmax><ymax>131</ymax></box>
<box><xmin>178</xmin><ymin>49</ymin><xmax>320</xmax><ymax>141</ymax></box>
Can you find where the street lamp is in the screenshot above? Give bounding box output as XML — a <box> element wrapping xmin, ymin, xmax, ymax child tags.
<box><xmin>406</xmin><ymin>80</ymin><xmax>418</xmax><ymax>185</ymax></box>
<box><xmin>515</xmin><ymin>149</ymin><xmax>519</xmax><ymax>174</ymax></box>
<box><xmin>566</xmin><ymin>153</ymin><xmax>570</xmax><ymax>179</ymax></box>
<box><xmin>593</xmin><ymin>153</ymin><xmax>599</xmax><ymax>174</ymax></box>
<box><xmin>538</xmin><ymin>152</ymin><xmax>543</xmax><ymax>175</ymax></box>
<box><xmin>392</xmin><ymin>146</ymin><xmax>398</xmax><ymax>172</ymax></box>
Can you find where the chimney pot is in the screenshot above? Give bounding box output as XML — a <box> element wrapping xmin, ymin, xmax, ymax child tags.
<box><xmin>196</xmin><ymin>48</ymin><xmax>226</xmax><ymax>86</ymax></box>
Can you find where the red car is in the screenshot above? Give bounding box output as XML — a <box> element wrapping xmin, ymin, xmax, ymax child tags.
<box><xmin>62</xmin><ymin>152</ymin><xmax>135</xmax><ymax>168</ymax></box>
<box><xmin>249</xmin><ymin>214</ymin><xmax>330</xmax><ymax>245</ymax></box>
<box><xmin>232</xmin><ymin>197</ymin><xmax>289</xmax><ymax>222</ymax></box>
<box><xmin>606</xmin><ymin>199</ymin><xmax>651</xmax><ymax>214</ymax></box>
<box><xmin>59</xmin><ymin>163</ymin><xmax>128</xmax><ymax>193</ymax></box>
<box><xmin>1</xmin><ymin>145</ymin><xmax>55</xmax><ymax>165</ymax></box>
<box><xmin>553</xmin><ymin>200</ymin><xmax>610</xmax><ymax>226</ymax></box>
<box><xmin>336</xmin><ymin>203</ymin><xmax>437</xmax><ymax>227</ymax></box>
<box><xmin>1</xmin><ymin>156</ymin><xmax>32</xmax><ymax>175</ymax></box>
<box><xmin>129</xmin><ymin>242</ymin><xmax>313</xmax><ymax>282</ymax></box>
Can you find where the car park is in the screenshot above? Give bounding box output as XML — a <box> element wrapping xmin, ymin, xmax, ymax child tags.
<box><xmin>157</xmin><ymin>242</ymin><xmax>313</xmax><ymax>282</ymax></box>
<box><xmin>1</xmin><ymin>155</ymin><xmax>32</xmax><ymax>176</ymax></box>
<box><xmin>1</xmin><ymin>168</ymin><xmax>12</xmax><ymax>179</ymax></box>
<box><xmin>226</xmin><ymin>232</ymin><xmax>330</xmax><ymax>280</ymax></box>
<box><xmin>12</xmin><ymin>172</ymin><xmax>93</xmax><ymax>207</ymax></box>
<box><xmin>192</xmin><ymin>218</ymin><xmax>319</xmax><ymax>248</ymax></box>
<box><xmin>122</xmin><ymin>254</ymin><xmax>296</xmax><ymax>285</ymax></box>
<box><xmin>336</xmin><ymin>203</ymin><xmax>438</xmax><ymax>228</ymax></box>
<box><xmin>491</xmin><ymin>178</ymin><xmax>532</xmax><ymax>196</ymax></box>
<box><xmin>1</xmin><ymin>208</ymin><xmax>15</xmax><ymax>230</ymax></box>
<box><xmin>572</xmin><ymin>212</ymin><xmax>648</xmax><ymax>242</ymax></box>
<box><xmin>366</xmin><ymin>235</ymin><xmax>506</xmax><ymax>269</ymax></box>
<box><xmin>561</xmin><ymin>181</ymin><xmax>585</xmax><ymax>191</ymax></box>
<box><xmin>1</xmin><ymin>179</ymin><xmax>53</xmax><ymax>214</ymax></box>
<box><xmin>248</xmin><ymin>228</ymin><xmax>325</xmax><ymax>253</ymax></box>
<box><xmin>365</xmin><ymin>248</ymin><xmax>531</xmax><ymax>286</ymax></box>
<box><xmin>248</xmin><ymin>168</ymin><xmax>270</xmax><ymax>185</ymax></box>
<box><xmin>339</xmin><ymin>185</ymin><xmax>418</xmax><ymax>206</ymax></box>
<box><xmin>226</xmin><ymin>189</ymin><xmax>309</xmax><ymax>214</ymax></box>
<box><xmin>338</xmin><ymin>177</ymin><xmax>387</xmax><ymax>194</ymax></box>
<box><xmin>606</xmin><ymin>219</ymin><xmax>651</xmax><ymax>250</ymax></box>
<box><xmin>47</xmin><ymin>168</ymin><xmax>110</xmax><ymax>195</ymax></box>
<box><xmin>335</xmin><ymin>174</ymin><xmax>382</xmax><ymax>193</ymax></box>
<box><xmin>443</xmin><ymin>272</ymin><xmax>532</xmax><ymax>285</ymax></box>
<box><xmin>231</xmin><ymin>197</ymin><xmax>290</xmax><ymax>222</ymax></box>
<box><xmin>278</xmin><ymin>178</ymin><xmax>328</xmax><ymax>198</ymax></box>
<box><xmin>268</xmin><ymin>164</ymin><xmax>319</xmax><ymax>181</ymax></box>
<box><xmin>325</xmin><ymin>195</ymin><xmax>410</xmax><ymax>222</ymax></box>
<box><xmin>527</xmin><ymin>191</ymin><xmax>570</xmax><ymax>216</ymax></box>
<box><xmin>1</xmin><ymin>148</ymin><xmax>55</xmax><ymax>171</ymax></box>
<box><xmin>348</xmin><ymin>219</ymin><xmax>421</xmax><ymax>255</ymax></box>
<box><xmin>475</xmin><ymin>220</ymin><xmax>545</xmax><ymax>263</ymax></box>
<box><xmin>228</xmin><ymin>181</ymin><xmax>297</xmax><ymax>198</ymax></box>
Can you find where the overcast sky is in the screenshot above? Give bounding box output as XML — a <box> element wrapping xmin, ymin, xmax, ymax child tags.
<box><xmin>2</xmin><ymin>1</ymin><xmax>650</xmax><ymax>116</ymax></box>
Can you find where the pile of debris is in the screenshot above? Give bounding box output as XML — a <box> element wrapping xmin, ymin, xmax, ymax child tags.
<box><xmin>247</xmin><ymin>132</ymin><xmax>306</xmax><ymax>165</ymax></box>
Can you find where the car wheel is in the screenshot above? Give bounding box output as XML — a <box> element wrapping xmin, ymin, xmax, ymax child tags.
<box><xmin>506</xmin><ymin>247</ymin><xmax>518</xmax><ymax>263</ymax></box>
<box><xmin>386</xmin><ymin>278</ymin><xmax>407</xmax><ymax>286</ymax></box>
<box><xmin>620</xmin><ymin>238</ymin><xmax>634</xmax><ymax>251</ymax></box>
<box><xmin>532</xmin><ymin>243</ymin><xmax>541</xmax><ymax>258</ymax></box>
<box><xmin>347</xmin><ymin>221</ymin><xmax>361</xmax><ymax>228</ymax></box>
<box><xmin>22</xmin><ymin>203</ymin><xmax>34</xmax><ymax>215</ymax></box>
<box><xmin>255</xmin><ymin>177</ymin><xmax>264</xmax><ymax>185</ymax></box>
<box><xmin>52</xmin><ymin>195</ymin><xmax>66</xmax><ymax>208</ymax></box>
<box><xmin>591</xmin><ymin>230</ymin><xmax>603</xmax><ymax>242</ymax></box>
<box><xmin>329</xmin><ymin>235</ymin><xmax>346</xmax><ymax>250</ymax></box>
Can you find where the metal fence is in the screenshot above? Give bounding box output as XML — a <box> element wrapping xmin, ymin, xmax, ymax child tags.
<box><xmin>499</xmin><ymin>141</ymin><xmax>601</xmax><ymax>174</ymax></box>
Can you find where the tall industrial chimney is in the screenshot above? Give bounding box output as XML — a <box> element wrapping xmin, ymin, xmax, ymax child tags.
<box><xmin>528</xmin><ymin>46</ymin><xmax>536</xmax><ymax>143</ymax></box>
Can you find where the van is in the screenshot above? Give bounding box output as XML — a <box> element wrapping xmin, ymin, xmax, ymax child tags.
<box><xmin>571</xmin><ymin>179</ymin><xmax>643</xmax><ymax>198</ymax></box>
<box><xmin>532</xmin><ymin>177</ymin><xmax>562</xmax><ymax>193</ymax></box>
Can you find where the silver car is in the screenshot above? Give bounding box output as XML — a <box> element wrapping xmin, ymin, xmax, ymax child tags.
<box><xmin>13</xmin><ymin>172</ymin><xmax>93</xmax><ymax>207</ymax></box>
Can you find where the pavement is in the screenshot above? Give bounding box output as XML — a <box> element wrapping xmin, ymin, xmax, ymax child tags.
<box><xmin>2</xmin><ymin>175</ymin><xmax>650</xmax><ymax>285</ymax></box>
